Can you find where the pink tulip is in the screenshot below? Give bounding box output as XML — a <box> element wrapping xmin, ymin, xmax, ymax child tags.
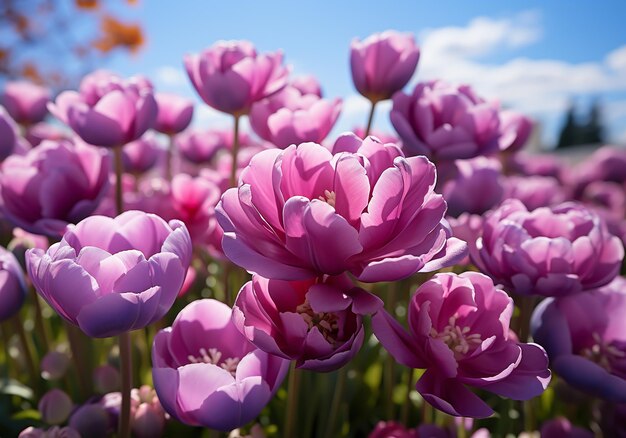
<box><xmin>291</xmin><ymin>75</ymin><xmax>322</xmax><ymax>97</ymax></box>
<box><xmin>152</xmin><ymin>299</ymin><xmax>289</xmax><ymax>431</ymax></box>
<box><xmin>184</xmin><ymin>40</ymin><xmax>288</xmax><ymax>115</ymax></box>
<box><xmin>498</xmin><ymin>110</ymin><xmax>533</xmax><ymax>152</ymax></box>
<box><xmin>48</xmin><ymin>70</ymin><xmax>157</xmax><ymax>147</ymax></box>
<box><xmin>233</xmin><ymin>274</ymin><xmax>382</xmax><ymax>372</ymax></box>
<box><xmin>372</xmin><ymin>272</ymin><xmax>551</xmax><ymax>418</ymax></box>
<box><xmin>391</xmin><ymin>80</ymin><xmax>500</xmax><ymax>161</ymax></box>
<box><xmin>26</xmin><ymin>211</ymin><xmax>192</xmax><ymax>337</ymax></box>
<box><xmin>18</xmin><ymin>426</ymin><xmax>80</xmax><ymax>438</ymax></box>
<box><xmin>249</xmin><ymin>85</ymin><xmax>341</xmax><ymax>148</ymax></box>
<box><xmin>217</xmin><ymin>134</ymin><xmax>466</xmax><ymax>282</ymax></box>
<box><xmin>350</xmin><ymin>31</ymin><xmax>420</xmax><ymax>102</ymax></box>
<box><xmin>122</xmin><ymin>133</ymin><xmax>160</xmax><ymax>174</ymax></box>
<box><xmin>0</xmin><ymin>107</ymin><xmax>17</xmax><ymax>160</ymax></box>
<box><xmin>0</xmin><ymin>140</ymin><xmax>111</xmax><ymax>237</ymax></box>
<box><xmin>2</xmin><ymin>81</ymin><xmax>50</xmax><ymax>125</ymax></box>
<box><xmin>154</xmin><ymin>92</ymin><xmax>194</xmax><ymax>134</ymax></box>
<box><xmin>473</xmin><ymin>199</ymin><xmax>624</xmax><ymax>297</ymax></box>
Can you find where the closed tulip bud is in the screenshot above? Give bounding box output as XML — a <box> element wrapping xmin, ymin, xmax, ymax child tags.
<box><xmin>40</xmin><ymin>351</ymin><xmax>71</xmax><ymax>381</ymax></box>
<box><xmin>38</xmin><ymin>389</ymin><xmax>73</xmax><ymax>425</ymax></box>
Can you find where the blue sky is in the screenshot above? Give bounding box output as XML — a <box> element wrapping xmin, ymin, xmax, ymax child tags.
<box><xmin>105</xmin><ymin>1</ymin><xmax>626</xmax><ymax>148</ymax></box>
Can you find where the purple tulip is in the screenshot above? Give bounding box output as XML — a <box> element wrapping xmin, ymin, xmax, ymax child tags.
<box><xmin>249</xmin><ymin>85</ymin><xmax>342</xmax><ymax>148</ymax></box>
<box><xmin>573</xmin><ymin>146</ymin><xmax>626</xmax><ymax>189</ymax></box>
<box><xmin>291</xmin><ymin>75</ymin><xmax>322</xmax><ymax>97</ymax></box>
<box><xmin>368</xmin><ymin>421</ymin><xmax>419</xmax><ymax>438</ymax></box>
<box><xmin>48</xmin><ymin>70</ymin><xmax>157</xmax><ymax>147</ymax></box>
<box><xmin>18</xmin><ymin>426</ymin><xmax>80</xmax><ymax>438</ymax></box>
<box><xmin>539</xmin><ymin>418</ymin><xmax>593</xmax><ymax>438</ymax></box>
<box><xmin>0</xmin><ymin>107</ymin><xmax>17</xmax><ymax>160</ymax></box>
<box><xmin>0</xmin><ymin>245</ymin><xmax>27</xmax><ymax>322</ymax></box>
<box><xmin>0</xmin><ymin>140</ymin><xmax>111</xmax><ymax>237</ymax></box>
<box><xmin>100</xmin><ymin>386</ymin><xmax>166</xmax><ymax>438</ymax></box>
<box><xmin>68</xmin><ymin>403</ymin><xmax>111</xmax><ymax>438</ymax></box>
<box><xmin>122</xmin><ymin>133</ymin><xmax>160</xmax><ymax>174</ymax></box>
<box><xmin>94</xmin><ymin>364</ymin><xmax>121</xmax><ymax>393</ymax></box>
<box><xmin>507</xmin><ymin>152</ymin><xmax>566</xmax><ymax>182</ymax></box>
<box><xmin>391</xmin><ymin>80</ymin><xmax>500</xmax><ymax>161</ymax></box>
<box><xmin>473</xmin><ymin>199</ymin><xmax>624</xmax><ymax>297</ymax></box>
<box><xmin>26</xmin><ymin>210</ymin><xmax>192</xmax><ymax>337</ymax></box>
<box><xmin>498</xmin><ymin>109</ymin><xmax>533</xmax><ymax>153</ymax></box>
<box><xmin>350</xmin><ymin>30</ymin><xmax>420</xmax><ymax>102</ymax></box>
<box><xmin>154</xmin><ymin>92</ymin><xmax>194</xmax><ymax>134</ymax></box>
<box><xmin>447</xmin><ymin>213</ymin><xmax>484</xmax><ymax>267</ymax></box>
<box><xmin>176</xmin><ymin>128</ymin><xmax>229</xmax><ymax>164</ymax></box>
<box><xmin>502</xmin><ymin>175</ymin><xmax>566</xmax><ymax>210</ymax></box>
<box><xmin>352</xmin><ymin>127</ymin><xmax>400</xmax><ymax>146</ymax></box>
<box><xmin>441</xmin><ymin>157</ymin><xmax>504</xmax><ymax>217</ymax></box>
<box><xmin>2</xmin><ymin>81</ymin><xmax>50</xmax><ymax>125</ymax></box>
<box><xmin>233</xmin><ymin>274</ymin><xmax>381</xmax><ymax>372</ymax></box>
<box><xmin>216</xmin><ymin>134</ymin><xmax>467</xmax><ymax>282</ymax></box>
<box><xmin>532</xmin><ymin>276</ymin><xmax>626</xmax><ymax>402</ymax></box>
<box><xmin>152</xmin><ymin>299</ymin><xmax>289</xmax><ymax>431</ymax></box>
<box><xmin>184</xmin><ymin>40</ymin><xmax>289</xmax><ymax>115</ymax></box>
<box><xmin>373</xmin><ymin>272</ymin><xmax>551</xmax><ymax>418</ymax></box>
<box><xmin>40</xmin><ymin>351</ymin><xmax>71</xmax><ymax>381</ymax></box>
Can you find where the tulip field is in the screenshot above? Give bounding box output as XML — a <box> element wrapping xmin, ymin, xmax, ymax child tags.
<box><xmin>0</xmin><ymin>29</ymin><xmax>625</xmax><ymax>438</ymax></box>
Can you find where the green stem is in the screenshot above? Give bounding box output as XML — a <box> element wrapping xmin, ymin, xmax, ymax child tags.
<box><xmin>384</xmin><ymin>283</ymin><xmax>398</xmax><ymax>420</ymax></box>
<box><xmin>30</xmin><ymin>287</ymin><xmax>49</xmax><ymax>350</ymax></box>
<box><xmin>114</xmin><ymin>146</ymin><xmax>124</xmax><ymax>215</ymax></box>
<box><xmin>65</xmin><ymin>322</ymin><xmax>92</xmax><ymax>400</ymax></box>
<box><xmin>12</xmin><ymin>316</ymin><xmax>39</xmax><ymax>394</ymax></box>
<box><xmin>284</xmin><ymin>362</ymin><xmax>300</xmax><ymax>438</ymax></box>
<box><xmin>422</xmin><ymin>401</ymin><xmax>433</xmax><ymax>425</ymax></box>
<box><xmin>324</xmin><ymin>367</ymin><xmax>347</xmax><ymax>437</ymax></box>
<box><xmin>401</xmin><ymin>368</ymin><xmax>415</xmax><ymax>424</ymax></box>
<box><xmin>229</xmin><ymin>114</ymin><xmax>241</xmax><ymax>188</ymax></box>
<box><xmin>364</xmin><ymin>99</ymin><xmax>378</xmax><ymax>137</ymax></box>
<box><xmin>118</xmin><ymin>331</ymin><xmax>132</xmax><ymax>438</ymax></box>
<box><xmin>517</xmin><ymin>295</ymin><xmax>537</xmax><ymax>343</ymax></box>
<box><xmin>166</xmin><ymin>134</ymin><xmax>174</xmax><ymax>181</ymax></box>
<box><xmin>458</xmin><ymin>417</ymin><xmax>467</xmax><ymax>438</ymax></box>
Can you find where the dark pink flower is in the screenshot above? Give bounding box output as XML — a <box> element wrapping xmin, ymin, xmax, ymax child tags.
<box><xmin>185</xmin><ymin>40</ymin><xmax>288</xmax><ymax>115</ymax></box>
<box><xmin>350</xmin><ymin>31</ymin><xmax>420</xmax><ymax>102</ymax></box>
<box><xmin>0</xmin><ymin>107</ymin><xmax>17</xmax><ymax>160</ymax></box>
<box><xmin>122</xmin><ymin>133</ymin><xmax>160</xmax><ymax>174</ymax></box>
<box><xmin>152</xmin><ymin>299</ymin><xmax>289</xmax><ymax>431</ymax></box>
<box><xmin>473</xmin><ymin>199</ymin><xmax>624</xmax><ymax>297</ymax></box>
<box><xmin>373</xmin><ymin>272</ymin><xmax>551</xmax><ymax>418</ymax></box>
<box><xmin>49</xmin><ymin>70</ymin><xmax>157</xmax><ymax>147</ymax></box>
<box><xmin>216</xmin><ymin>134</ymin><xmax>466</xmax><ymax>282</ymax></box>
<box><xmin>233</xmin><ymin>274</ymin><xmax>381</xmax><ymax>372</ymax></box>
<box><xmin>391</xmin><ymin>80</ymin><xmax>500</xmax><ymax>161</ymax></box>
<box><xmin>0</xmin><ymin>140</ymin><xmax>111</xmax><ymax>236</ymax></box>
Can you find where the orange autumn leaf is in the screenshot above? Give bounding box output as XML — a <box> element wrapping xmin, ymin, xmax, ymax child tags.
<box><xmin>75</xmin><ymin>0</ymin><xmax>99</xmax><ymax>10</ymax></box>
<box><xmin>93</xmin><ymin>15</ymin><xmax>144</xmax><ymax>53</ymax></box>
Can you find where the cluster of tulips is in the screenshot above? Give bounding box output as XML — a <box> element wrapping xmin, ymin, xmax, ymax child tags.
<box><xmin>0</xmin><ymin>29</ymin><xmax>625</xmax><ymax>438</ymax></box>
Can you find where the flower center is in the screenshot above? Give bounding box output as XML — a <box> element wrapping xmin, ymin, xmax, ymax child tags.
<box><xmin>430</xmin><ymin>316</ymin><xmax>482</xmax><ymax>359</ymax></box>
<box><xmin>187</xmin><ymin>347</ymin><xmax>240</xmax><ymax>376</ymax></box>
<box><xmin>296</xmin><ymin>299</ymin><xmax>340</xmax><ymax>346</ymax></box>
<box><xmin>318</xmin><ymin>190</ymin><xmax>336</xmax><ymax>207</ymax></box>
<box><xmin>580</xmin><ymin>332</ymin><xmax>626</xmax><ymax>373</ymax></box>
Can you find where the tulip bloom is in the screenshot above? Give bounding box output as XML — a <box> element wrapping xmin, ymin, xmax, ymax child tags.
<box><xmin>502</xmin><ymin>175</ymin><xmax>566</xmax><ymax>210</ymax></box>
<box><xmin>18</xmin><ymin>426</ymin><xmax>80</xmax><ymax>438</ymax></box>
<box><xmin>0</xmin><ymin>246</ymin><xmax>27</xmax><ymax>322</ymax></box>
<box><xmin>532</xmin><ymin>276</ymin><xmax>626</xmax><ymax>402</ymax></box>
<box><xmin>152</xmin><ymin>299</ymin><xmax>289</xmax><ymax>431</ymax></box>
<box><xmin>217</xmin><ymin>134</ymin><xmax>466</xmax><ymax>282</ymax></box>
<box><xmin>26</xmin><ymin>211</ymin><xmax>192</xmax><ymax>337</ymax></box>
<box><xmin>2</xmin><ymin>81</ymin><xmax>50</xmax><ymax>125</ymax></box>
<box><xmin>184</xmin><ymin>40</ymin><xmax>288</xmax><ymax>115</ymax></box>
<box><xmin>176</xmin><ymin>129</ymin><xmax>229</xmax><ymax>165</ymax></box>
<box><xmin>249</xmin><ymin>86</ymin><xmax>341</xmax><ymax>148</ymax></box>
<box><xmin>473</xmin><ymin>199</ymin><xmax>624</xmax><ymax>297</ymax></box>
<box><xmin>0</xmin><ymin>108</ymin><xmax>17</xmax><ymax>161</ymax></box>
<box><xmin>122</xmin><ymin>134</ymin><xmax>160</xmax><ymax>174</ymax></box>
<box><xmin>48</xmin><ymin>70</ymin><xmax>157</xmax><ymax>147</ymax></box>
<box><xmin>154</xmin><ymin>92</ymin><xmax>194</xmax><ymax>135</ymax></box>
<box><xmin>350</xmin><ymin>30</ymin><xmax>420</xmax><ymax>102</ymax></box>
<box><xmin>233</xmin><ymin>274</ymin><xmax>382</xmax><ymax>372</ymax></box>
<box><xmin>498</xmin><ymin>110</ymin><xmax>533</xmax><ymax>153</ymax></box>
<box><xmin>391</xmin><ymin>80</ymin><xmax>500</xmax><ymax>161</ymax></box>
<box><xmin>373</xmin><ymin>272</ymin><xmax>551</xmax><ymax>418</ymax></box>
<box><xmin>0</xmin><ymin>140</ymin><xmax>111</xmax><ymax>237</ymax></box>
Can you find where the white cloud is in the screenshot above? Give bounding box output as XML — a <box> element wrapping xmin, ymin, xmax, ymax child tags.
<box><xmin>153</xmin><ymin>66</ymin><xmax>188</xmax><ymax>89</ymax></box>
<box><xmin>414</xmin><ymin>11</ymin><xmax>626</xmax><ymax>144</ymax></box>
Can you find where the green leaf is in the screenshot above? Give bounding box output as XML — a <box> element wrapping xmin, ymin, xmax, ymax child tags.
<box><xmin>0</xmin><ymin>379</ymin><xmax>34</xmax><ymax>400</ymax></box>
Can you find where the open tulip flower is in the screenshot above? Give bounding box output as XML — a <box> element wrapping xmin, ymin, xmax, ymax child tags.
<box><xmin>48</xmin><ymin>70</ymin><xmax>157</xmax><ymax>148</ymax></box>
<box><xmin>2</xmin><ymin>80</ymin><xmax>51</xmax><ymax>125</ymax></box>
<box><xmin>0</xmin><ymin>245</ymin><xmax>27</xmax><ymax>322</ymax></box>
<box><xmin>152</xmin><ymin>299</ymin><xmax>289</xmax><ymax>431</ymax></box>
<box><xmin>0</xmin><ymin>140</ymin><xmax>111</xmax><ymax>237</ymax></box>
<box><xmin>216</xmin><ymin>134</ymin><xmax>467</xmax><ymax>282</ymax></box>
<box><xmin>473</xmin><ymin>199</ymin><xmax>624</xmax><ymax>297</ymax></box>
<box><xmin>532</xmin><ymin>276</ymin><xmax>626</xmax><ymax>402</ymax></box>
<box><xmin>26</xmin><ymin>211</ymin><xmax>192</xmax><ymax>337</ymax></box>
<box><xmin>233</xmin><ymin>274</ymin><xmax>382</xmax><ymax>372</ymax></box>
<box><xmin>372</xmin><ymin>272</ymin><xmax>551</xmax><ymax>418</ymax></box>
